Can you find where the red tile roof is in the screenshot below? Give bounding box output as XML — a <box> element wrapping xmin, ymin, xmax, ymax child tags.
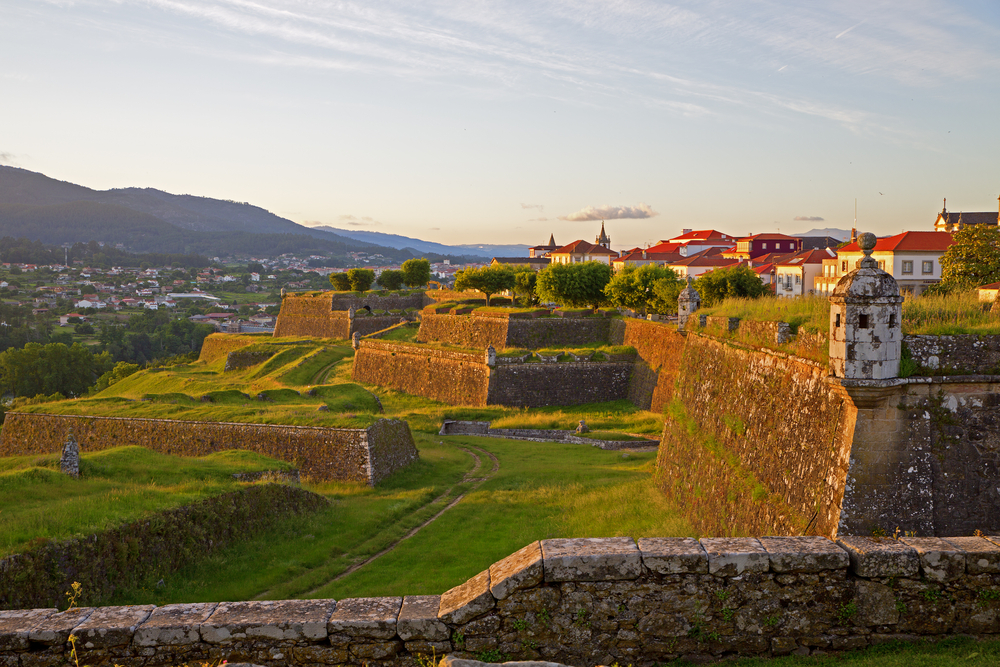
<box><xmin>669</xmin><ymin>229</ymin><xmax>735</xmax><ymax>242</ymax></box>
<box><xmin>777</xmin><ymin>249</ymin><xmax>836</xmax><ymax>266</ymax></box>
<box><xmin>738</xmin><ymin>233</ymin><xmax>801</xmax><ymax>242</ymax></box>
<box><xmin>644</xmin><ymin>241</ymin><xmax>686</xmax><ymax>254</ymax></box>
<box><xmin>551</xmin><ymin>240</ymin><xmax>618</xmax><ymax>256</ymax></box>
<box><xmin>978</xmin><ymin>282</ymin><xmax>1000</xmax><ymax>290</ymax></box>
<box><xmin>616</xmin><ymin>250</ymin><xmax>684</xmax><ymax>263</ymax></box>
<box><xmin>839</xmin><ymin>231</ymin><xmax>955</xmax><ymax>253</ymax></box>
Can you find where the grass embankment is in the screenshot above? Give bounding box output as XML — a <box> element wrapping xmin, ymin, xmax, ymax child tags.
<box><xmin>0</xmin><ymin>447</ymin><xmax>294</xmax><ymax>558</ymax></box>
<box><xmin>902</xmin><ymin>290</ymin><xmax>1000</xmax><ymax>335</ymax></box>
<box><xmin>111</xmin><ymin>433</ymin><xmax>685</xmax><ymax>605</ymax></box>
<box><xmin>730</xmin><ymin>637</ymin><xmax>1000</xmax><ymax>666</ymax></box>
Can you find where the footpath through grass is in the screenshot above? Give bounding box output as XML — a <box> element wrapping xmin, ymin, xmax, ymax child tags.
<box><xmin>0</xmin><ymin>447</ymin><xmax>294</xmax><ymax>558</ymax></box>
<box><xmin>109</xmin><ymin>433</ymin><xmax>688</xmax><ymax>605</ymax></box>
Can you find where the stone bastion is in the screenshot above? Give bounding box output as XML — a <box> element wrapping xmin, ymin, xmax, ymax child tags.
<box><xmin>0</xmin><ymin>413</ymin><xmax>418</xmax><ymax>485</ymax></box>
<box><xmin>2</xmin><ymin>535</ymin><xmax>999</xmax><ymax>666</ymax></box>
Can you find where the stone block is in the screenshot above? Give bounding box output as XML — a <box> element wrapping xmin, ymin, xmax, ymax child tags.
<box><xmin>943</xmin><ymin>536</ymin><xmax>1000</xmax><ymax>574</ymax></box>
<box><xmin>27</xmin><ymin>607</ymin><xmax>94</xmax><ymax>645</ymax></box>
<box><xmin>637</xmin><ymin>537</ymin><xmax>708</xmax><ymax>574</ymax></box>
<box><xmin>854</xmin><ymin>581</ymin><xmax>899</xmax><ymax>625</ymax></box>
<box><xmin>291</xmin><ymin>645</ymin><xmax>349</xmax><ymax>664</ymax></box>
<box><xmin>398</xmin><ymin>596</ymin><xmax>449</xmax><ymax>641</ymax></box>
<box><xmin>700</xmin><ymin>537</ymin><xmax>768</xmax><ymax>576</ymax></box>
<box><xmin>0</xmin><ymin>609</ymin><xmax>56</xmax><ymax>651</ymax></box>
<box><xmin>541</xmin><ymin>537</ymin><xmax>642</xmax><ymax>582</ymax></box>
<box><xmin>327</xmin><ymin>597</ymin><xmax>401</xmax><ymax>640</ymax></box>
<box><xmin>836</xmin><ymin>537</ymin><xmax>919</xmax><ymax>578</ymax></box>
<box><xmin>135</xmin><ymin>603</ymin><xmax>218</xmax><ymax>647</ymax></box>
<box><xmin>72</xmin><ymin>605</ymin><xmax>155</xmax><ymax>649</ymax></box>
<box><xmin>350</xmin><ymin>639</ymin><xmax>403</xmax><ymax>659</ymax></box>
<box><xmin>490</xmin><ymin>541</ymin><xmax>543</xmax><ymax>599</ymax></box>
<box><xmin>759</xmin><ymin>536</ymin><xmax>849</xmax><ymax>573</ymax></box>
<box><xmin>438</xmin><ymin>570</ymin><xmax>494</xmax><ymax>625</ymax></box>
<box><xmin>201</xmin><ymin>599</ymin><xmax>336</xmax><ymax>643</ymax></box>
<box><xmin>404</xmin><ymin>639</ymin><xmax>452</xmax><ymax>655</ymax></box>
<box><xmin>899</xmin><ymin>537</ymin><xmax>965</xmax><ymax>582</ymax></box>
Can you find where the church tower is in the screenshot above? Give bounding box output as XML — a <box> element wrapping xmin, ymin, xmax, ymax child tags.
<box><xmin>595</xmin><ymin>221</ymin><xmax>611</xmax><ymax>248</ymax></box>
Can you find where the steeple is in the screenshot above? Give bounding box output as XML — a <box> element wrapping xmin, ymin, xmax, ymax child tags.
<box><xmin>548</xmin><ymin>233</ymin><xmax>556</xmax><ymax>248</ymax></box>
<box><xmin>595</xmin><ymin>221</ymin><xmax>611</xmax><ymax>248</ymax></box>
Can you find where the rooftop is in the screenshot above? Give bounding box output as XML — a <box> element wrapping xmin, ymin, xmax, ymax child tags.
<box><xmin>839</xmin><ymin>231</ymin><xmax>955</xmax><ymax>253</ymax></box>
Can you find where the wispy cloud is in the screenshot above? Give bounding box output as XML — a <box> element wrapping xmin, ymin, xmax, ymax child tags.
<box><xmin>560</xmin><ymin>203</ymin><xmax>658</xmax><ymax>222</ymax></box>
<box><xmin>338</xmin><ymin>214</ymin><xmax>380</xmax><ymax>227</ymax></box>
<box><xmin>520</xmin><ymin>203</ymin><xmax>544</xmax><ymax>211</ymax></box>
<box><xmin>0</xmin><ymin>151</ymin><xmax>13</xmax><ymax>164</ymax></box>
<box><xmin>794</xmin><ymin>215</ymin><xmax>825</xmax><ymax>222</ymax></box>
<box><xmin>528</xmin><ymin>217</ymin><xmax>548</xmax><ymax>222</ymax></box>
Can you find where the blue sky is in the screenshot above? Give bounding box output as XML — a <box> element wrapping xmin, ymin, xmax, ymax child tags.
<box><xmin>2</xmin><ymin>0</ymin><xmax>999</xmax><ymax>249</ymax></box>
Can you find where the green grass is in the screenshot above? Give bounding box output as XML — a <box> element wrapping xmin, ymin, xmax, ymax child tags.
<box><xmin>724</xmin><ymin>637</ymin><xmax>1000</xmax><ymax>666</ymax></box>
<box><xmin>0</xmin><ymin>446</ymin><xmax>294</xmax><ymax>557</ymax></box>
<box><xmin>576</xmin><ymin>430</ymin><xmax>654</xmax><ymax>441</ymax></box>
<box><xmin>697</xmin><ymin>295</ymin><xmax>830</xmax><ymax>334</ymax></box>
<box><xmin>902</xmin><ymin>290</ymin><xmax>1000</xmax><ymax>335</ymax></box>
<box><xmin>375</xmin><ymin>322</ymin><xmax>420</xmax><ymax>342</ymax></box>
<box><xmin>109</xmin><ymin>433</ymin><xmax>689</xmax><ymax>604</ymax></box>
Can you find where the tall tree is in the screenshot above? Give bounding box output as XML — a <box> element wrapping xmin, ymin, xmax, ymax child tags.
<box><xmin>694</xmin><ymin>265</ymin><xmax>768</xmax><ymax>306</ymax></box>
<box><xmin>329</xmin><ymin>273</ymin><xmax>352</xmax><ymax>291</ymax></box>
<box><xmin>376</xmin><ymin>269</ymin><xmax>405</xmax><ymax>291</ymax></box>
<box><xmin>513</xmin><ymin>267</ymin><xmax>539</xmax><ymax>306</ymax></box>
<box><xmin>401</xmin><ymin>258</ymin><xmax>432</xmax><ymax>288</ymax></box>
<box><xmin>346</xmin><ymin>268</ymin><xmax>375</xmax><ymax>293</ymax></box>
<box><xmin>454</xmin><ymin>266</ymin><xmax>516</xmax><ymax>306</ymax></box>
<box><xmin>604</xmin><ymin>265</ymin><xmax>681</xmax><ymax>315</ymax></box>
<box><xmin>939</xmin><ymin>225</ymin><xmax>1000</xmax><ymax>289</ymax></box>
<box><xmin>536</xmin><ymin>261</ymin><xmax>612</xmax><ymax>309</ymax></box>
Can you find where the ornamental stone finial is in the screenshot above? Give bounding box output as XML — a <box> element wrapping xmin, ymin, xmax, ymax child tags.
<box><xmin>858</xmin><ymin>232</ymin><xmax>878</xmax><ymax>269</ymax></box>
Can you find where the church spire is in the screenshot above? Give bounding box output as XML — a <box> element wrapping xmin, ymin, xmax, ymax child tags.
<box><xmin>548</xmin><ymin>233</ymin><xmax>556</xmax><ymax>247</ymax></box>
<box><xmin>595</xmin><ymin>221</ymin><xmax>611</xmax><ymax>248</ymax></box>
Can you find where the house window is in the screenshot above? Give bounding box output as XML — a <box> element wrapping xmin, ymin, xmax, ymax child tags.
<box><xmin>763</xmin><ymin>243</ymin><xmax>768</xmax><ymax>250</ymax></box>
<box><xmin>922</xmin><ymin>260</ymin><xmax>934</xmax><ymax>274</ymax></box>
<box><xmin>795</xmin><ymin>274</ymin><xmax>800</xmax><ymax>284</ymax></box>
<box><xmin>858</xmin><ymin>313</ymin><xmax>869</xmax><ymax>329</ymax></box>
<box><xmin>902</xmin><ymin>260</ymin><xmax>913</xmax><ymax>274</ymax></box>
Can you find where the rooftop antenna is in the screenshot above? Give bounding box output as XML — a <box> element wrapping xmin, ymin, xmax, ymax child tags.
<box><xmin>851</xmin><ymin>199</ymin><xmax>858</xmax><ymax>243</ymax></box>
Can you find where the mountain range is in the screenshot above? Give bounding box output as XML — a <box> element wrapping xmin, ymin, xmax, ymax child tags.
<box><xmin>0</xmin><ymin>166</ymin><xmax>497</xmax><ymax>261</ymax></box>
<box><xmin>310</xmin><ymin>226</ymin><xmax>530</xmax><ymax>259</ymax></box>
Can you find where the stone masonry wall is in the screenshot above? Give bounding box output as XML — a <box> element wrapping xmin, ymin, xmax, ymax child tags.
<box><xmin>486</xmin><ymin>363</ymin><xmax>632</xmax><ymax>407</ymax></box>
<box><xmin>417</xmin><ymin>314</ymin><xmax>612</xmax><ymax>350</ymax></box>
<box><xmin>657</xmin><ymin>333</ymin><xmax>857</xmax><ymax>539</ymax></box>
<box><xmin>904</xmin><ymin>334</ymin><xmax>1000</xmax><ymax>374</ymax></box>
<box><xmin>273</xmin><ymin>293</ymin><xmax>414</xmax><ymax>340</ymax></box>
<box><xmin>352</xmin><ymin>341</ymin><xmax>492</xmax><ymax>406</ymax></box>
<box><xmin>0</xmin><ymin>413</ymin><xmax>417</xmax><ymax>485</ymax></box>
<box><xmin>329</xmin><ymin>293</ymin><xmax>427</xmax><ymax>312</ymax></box>
<box><xmin>837</xmin><ymin>377</ymin><xmax>1000</xmax><ymax>537</ymax></box>
<box><xmin>4</xmin><ymin>535</ymin><xmax>1000</xmax><ymax>666</ymax></box>
<box><xmin>0</xmin><ymin>484</ymin><xmax>328</xmax><ymax>611</ymax></box>
<box><xmin>608</xmin><ymin>318</ymin><xmax>686</xmax><ymax>412</ymax></box>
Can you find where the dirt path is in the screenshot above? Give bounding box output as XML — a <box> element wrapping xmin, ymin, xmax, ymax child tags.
<box><xmin>305</xmin><ymin>445</ymin><xmax>499</xmax><ymax>592</ymax></box>
<box><xmin>256</xmin><ymin>443</ymin><xmax>499</xmax><ymax>600</ymax></box>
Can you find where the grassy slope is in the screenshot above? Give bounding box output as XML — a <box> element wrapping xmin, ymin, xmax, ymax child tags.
<box><xmin>110</xmin><ymin>433</ymin><xmax>687</xmax><ymax>605</ymax></box>
<box><xmin>0</xmin><ymin>447</ymin><xmax>294</xmax><ymax>557</ymax></box>
<box><xmin>731</xmin><ymin>637</ymin><xmax>1000</xmax><ymax>667</ymax></box>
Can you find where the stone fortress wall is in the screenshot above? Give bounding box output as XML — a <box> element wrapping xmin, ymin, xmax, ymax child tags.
<box><xmin>273</xmin><ymin>293</ymin><xmax>422</xmax><ymax>340</ymax></box>
<box><xmin>3</xmin><ymin>535</ymin><xmax>1000</xmax><ymax>666</ymax></box>
<box><xmin>0</xmin><ymin>413</ymin><xmax>418</xmax><ymax>485</ymax></box>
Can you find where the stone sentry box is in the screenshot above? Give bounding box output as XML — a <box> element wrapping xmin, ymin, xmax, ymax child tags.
<box><xmin>4</xmin><ymin>534</ymin><xmax>1000</xmax><ymax>666</ymax></box>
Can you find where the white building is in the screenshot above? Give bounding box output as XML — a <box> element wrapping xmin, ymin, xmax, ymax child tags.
<box><xmin>827</xmin><ymin>232</ymin><xmax>954</xmax><ymax>296</ymax></box>
<box><xmin>774</xmin><ymin>248</ymin><xmax>836</xmax><ymax>298</ymax></box>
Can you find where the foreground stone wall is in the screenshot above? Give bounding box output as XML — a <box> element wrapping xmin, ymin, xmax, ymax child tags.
<box><xmin>4</xmin><ymin>535</ymin><xmax>999</xmax><ymax>666</ymax></box>
<box><xmin>487</xmin><ymin>363</ymin><xmax>632</xmax><ymax>407</ymax></box>
<box><xmin>0</xmin><ymin>484</ymin><xmax>328</xmax><ymax>611</ymax></box>
<box><xmin>0</xmin><ymin>413</ymin><xmax>417</xmax><ymax>484</ymax></box>
<box><xmin>657</xmin><ymin>333</ymin><xmax>857</xmax><ymax>539</ymax></box>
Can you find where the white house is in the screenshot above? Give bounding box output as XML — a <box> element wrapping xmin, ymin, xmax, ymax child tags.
<box><xmin>774</xmin><ymin>249</ymin><xmax>836</xmax><ymax>298</ymax></box>
<box><xmin>830</xmin><ymin>231</ymin><xmax>954</xmax><ymax>296</ymax></box>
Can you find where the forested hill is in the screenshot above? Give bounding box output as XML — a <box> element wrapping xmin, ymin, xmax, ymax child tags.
<box><xmin>0</xmin><ymin>167</ymin><xmax>471</xmax><ymax>261</ymax></box>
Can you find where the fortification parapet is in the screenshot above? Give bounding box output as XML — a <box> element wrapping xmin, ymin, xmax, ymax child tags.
<box><xmin>4</xmin><ymin>534</ymin><xmax>999</xmax><ymax>665</ymax></box>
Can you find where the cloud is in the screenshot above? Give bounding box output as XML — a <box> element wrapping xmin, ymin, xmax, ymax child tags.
<box><xmin>0</xmin><ymin>151</ymin><xmax>13</xmax><ymax>164</ymax></box>
<box><xmin>429</xmin><ymin>227</ymin><xmax>440</xmax><ymax>231</ymax></box>
<box><xmin>338</xmin><ymin>214</ymin><xmax>380</xmax><ymax>226</ymax></box>
<box><xmin>521</xmin><ymin>203</ymin><xmax>544</xmax><ymax>211</ymax></box>
<box><xmin>559</xmin><ymin>203</ymin><xmax>658</xmax><ymax>222</ymax></box>
<box><xmin>794</xmin><ymin>215</ymin><xmax>825</xmax><ymax>222</ymax></box>
<box><xmin>528</xmin><ymin>217</ymin><xmax>549</xmax><ymax>222</ymax></box>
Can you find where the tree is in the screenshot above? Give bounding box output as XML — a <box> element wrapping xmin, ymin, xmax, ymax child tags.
<box><xmin>536</xmin><ymin>261</ymin><xmax>612</xmax><ymax>309</ymax></box>
<box><xmin>75</xmin><ymin>322</ymin><xmax>95</xmax><ymax>335</ymax></box>
<box><xmin>939</xmin><ymin>225</ymin><xmax>1000</xmax><ymax>289</ymax></box>
<box><xmin>651</xmin><ymin>278</ymin><xmax>685</xmax><ymax>314</ymax></box>
<box><xmin>694</xmin><ymin>265</ymin><xmax>768</xmax><ymax>306</ymax></box>
<box><xmin>377</xmin><ymin>269</ymin><xmax>405</xmax><ymax>291</ymax></box>
<box><xmin>329</xmin><ymin>273</ymin><xmax>351</xmax><ymax>291</ymax></box>
<box><xmin>91</xmin><ymin>361</ymin><xmax>142</xmax><ymax>394</ymax></box>
<box><xmin>454</xmin><ymin>266</ymin><xmax>516</xmax><ymax>306</ymax></box>
<box><xmin>603</xmin><ymin>265</ymin><xmax>681</xmax><ymax>315</ymax></box>
<box><xmin>513</xmin><ymin>267</ymin><xmax>539</xmax><ymax>306</ymax></box>
<box><xmin>401</xmin><ymin>258</ymin><xmax>432</xmax><ymax>288</ymax></box>
<box><xmin>0</xmin><ymin>342</ymin><xmax>112</xmax><ymax>398</ymax></box>
<box><xmin>346</xmin><ymin>268</ymin><xmax>375</xmax><ymax>293</ymax></box>
<box><xmin>247</xmin><ymin>262</ymin><xmax>265</xmax><ymax>275</ymax></box>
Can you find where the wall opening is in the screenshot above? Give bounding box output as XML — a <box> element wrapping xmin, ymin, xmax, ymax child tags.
<box><xmin>858</xmin><ymin>313</ymin><xmax>869</xmax><ymax>329</ymax></box>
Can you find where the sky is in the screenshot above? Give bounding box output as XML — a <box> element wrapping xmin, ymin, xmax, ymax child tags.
<box><xmin>2</xmin><ymin>0</ymin><xmax>999</xmax><ymax>250</ymax></box>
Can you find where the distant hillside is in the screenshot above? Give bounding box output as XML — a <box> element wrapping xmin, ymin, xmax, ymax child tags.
<box><xmin>0</xmin><ymin>166</ymin><xmax>469</xmax><ymax>261</ymax></box>
<box><xmin>314</xmin><ymin>226</ymin><xmax>530</xmax><ymax>258</ymax></box>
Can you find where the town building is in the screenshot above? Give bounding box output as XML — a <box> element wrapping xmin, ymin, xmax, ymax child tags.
<box><xmin>729</xmin><ymin>233</ymin><xmax>802</xmax><ymax>260</ymax></box>
<box><xmin>667</xmin><ymin>248</ymin><xmax>739</xmax><ymax>279</ymax></box>
<box><xmin>933</xmin><ymin>198</ymin><xmax>1000</xmax><ymax>232</ymax></box>
<box><xmin>664</xmin><ymin>229</ymin><xmax>737</xmax><ymax>255</ymax></box>
<box><xmin>774</xmin><ymin>248</ymin><xmax>836</xmax><ymax>298</ymax></box>
<box><xmin>528</xmin><ymin>234</ymin><xmax>558</xmax><ymax>258</ymax></box>
<box><xmin>821</xmin><ymin>231</ymin><xmax>954</xmax><ymax>296</ymax></box>
<box><xmin>548</xmin><ymin>240</ymin><xmax>619</xmax><ymax>266</ymax></box>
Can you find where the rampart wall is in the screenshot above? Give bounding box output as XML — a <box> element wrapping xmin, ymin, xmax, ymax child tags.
<box><xmin>329</xmin><ymin>293</ymin><xmax>427</xmax><ymax>312</ymax></box>
<box><xmin>417</xmin><ymin>314</ymin><xmax>613</xmax><ymax>349</ymax></box>
<box><xmin>0</xmin><ymin>414</ymin><xmax>417</xmax><ymax>485</ymax></box>
<box><xmin>657</xmin><ymin>333</ymin><xmax>856</xmax><ymax>539</ymax></box>
<box><xmin>904</xmin><ymin>334</ymin><xmax>1000</xmax><ymax>374</ymax></box>
<box><xmin>199</xmin><ymin>334</ymin><xmax>265</xmax><ymax>363</ymax></box>
<box><xmin>273</xmin><ymin>294</ymin><xmax>410</xmax><ymax>339</ymax></box>
<box><xmin>3</xmin><ymin>535</ymin><xmax>999</xmax><ymax>666</ymax></box>
<box><xmin>608</xmin><ymin>318</ymin><xmax>686</xmax><ymax>412</ymax></box>
<box><xmin>351</xmin><ymin>341</ymin><xmax>632</xmax><ymax>408</ymax></box>
<box><xmin>0</xmin><ymin>484</ymin><xmax>327</xmax><ymax>611</ymax></box>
